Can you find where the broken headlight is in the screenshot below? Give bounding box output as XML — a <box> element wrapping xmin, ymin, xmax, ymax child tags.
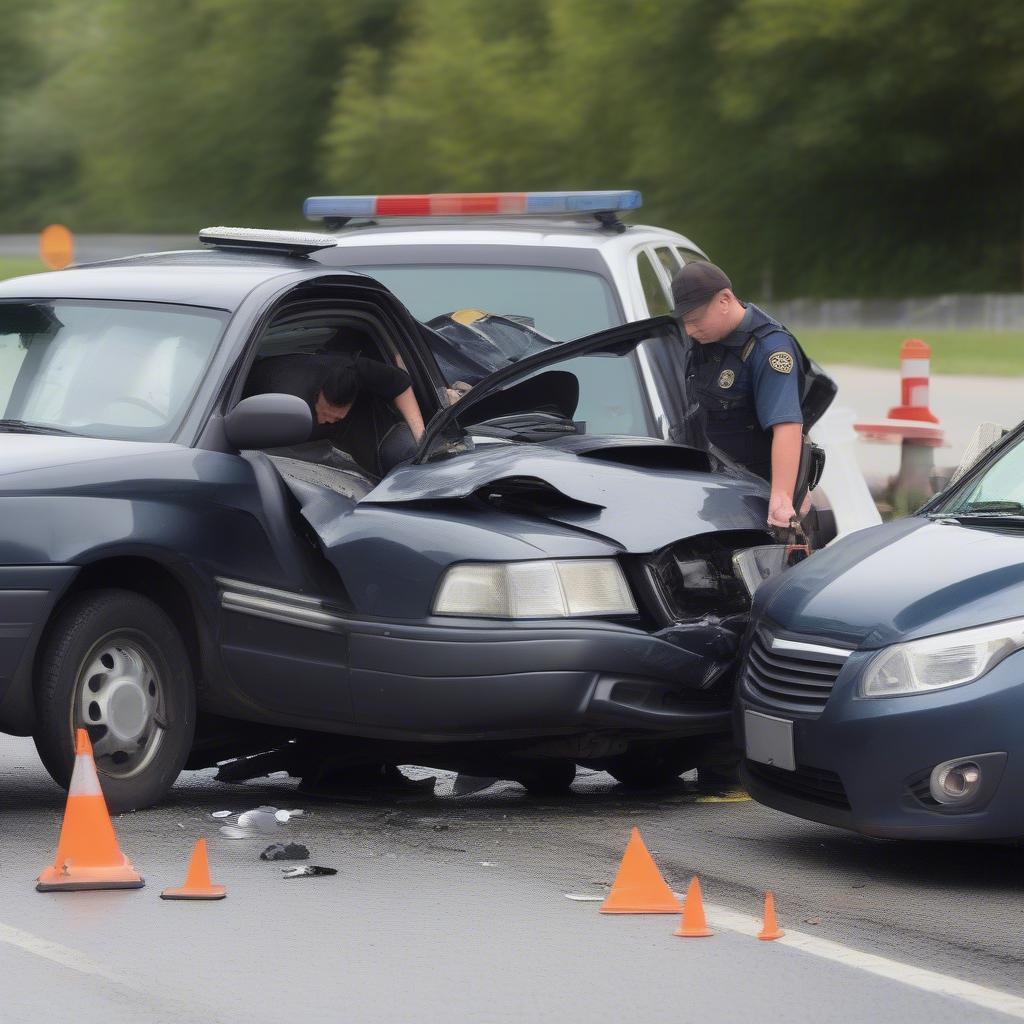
<box><xmin>731</xmin><ymin>544</ymin><xmax>809</xmax><ymax>598</ymax></box>
<box><xmin>433</xmin><ymin>559</ymin><xmax>637</xmax><ymax>619</ymax></box>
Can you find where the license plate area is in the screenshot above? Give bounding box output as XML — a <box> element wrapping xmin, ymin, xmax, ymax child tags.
<box><xmin>744</xmin><ymin>710</ymin><xmax>795</xmax><ymax>772</ymax></box>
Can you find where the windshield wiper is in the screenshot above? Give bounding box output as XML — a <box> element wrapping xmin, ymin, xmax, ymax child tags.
<box><xmin>0</xmin><ymin>418</ymin><xmax>79</xmax><ymax>437</ymax></box>
<box><xmin>956</xmin><ymin>501</ymin><xmax>1024</xmax><ymax>514</ymax></box>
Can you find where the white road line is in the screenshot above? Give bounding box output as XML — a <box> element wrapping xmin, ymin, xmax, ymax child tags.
<box><xmin>705</xmin><ymin>902</ymin><xmax>1024</xmax><ymax>1021</ymax></box>
<box><xmin>0</xmin><ymin>921</ymin><xmax>140</xmax><ymax>991</ymax></box>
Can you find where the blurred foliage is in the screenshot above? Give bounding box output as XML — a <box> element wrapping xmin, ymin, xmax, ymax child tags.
<box><xmin>0</xmin><ymin>0</ymin><xmax>1021</xmax><ymax>296</ymax></box>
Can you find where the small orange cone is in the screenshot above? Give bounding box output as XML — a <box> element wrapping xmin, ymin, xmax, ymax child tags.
<box><xmin>599</xmin><ymin>827</ymin><xmax>682</xmax><ymax>914</ymax></box>
<box><xmin>37</xmin><ymin>730</ymin><xmax>144</xmax><ymax>892</ymax></box>
<box><xmin>674</xmin><ymin>876</ymin><xmax>713</xmax><ymax>937</ymax></box>
<box><xmin>758</xmin><ymin>891</ymin><xmax>784</xmax><ymax>940</ymax></box>
<box><xmin>160</xmin><ymin>838</ymin><xmax>226</xmax><ymax>901</ymax></box>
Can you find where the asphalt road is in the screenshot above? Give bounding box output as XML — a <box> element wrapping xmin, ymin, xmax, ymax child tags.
<box><xmin>1</xmin><ymin>736</ymin><xmax>1022</xmax><ymax>1023</ymax></box>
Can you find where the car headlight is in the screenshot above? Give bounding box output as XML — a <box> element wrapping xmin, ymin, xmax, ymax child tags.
<box><xmin>433</xmin><ymin>559</ymin><xmax>637</xmax><ymax>618</ymax></box>
<box><xmin>731</xmin><ymin>544</ymin><xmax>809</xmax><ymax>597</ymax></box>
<box><xmin>860</xmin><ymin>617</ymin><xmax>1024</xmax><ymax>698</ymax></box>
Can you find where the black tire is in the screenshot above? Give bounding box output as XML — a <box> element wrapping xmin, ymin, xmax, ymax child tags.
<box><xmin>517</xmin><ymin>760</ymin><xmax>577</xmax><ymax>796</ymax></box>
<box><xmin>33</xmin><ymin>589</ymin><xmax>196</xmax><ymax>812</ymax></box>
<box><xmin>604</xmin><ymin>741</ymin><xmax>696</xmax><ymax>789</ymax></box>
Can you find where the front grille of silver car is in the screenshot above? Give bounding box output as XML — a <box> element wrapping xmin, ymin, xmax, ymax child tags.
<box><xmin>743</xmin><ymin>628</ymin><xmax>851</xmax><ymax>714</ymax></box>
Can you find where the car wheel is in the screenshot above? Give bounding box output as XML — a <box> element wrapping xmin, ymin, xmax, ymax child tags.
<box><xmin>517</xmin><ymin>760</ymin><xmax>577</xmax><ymax>796</ymax></box>
<box><xmin>33</xmin><ymin>589</ymin><xmax>196</xmax><ymax>813</ymax></box>
<box><xmin>604</xmin><ymin>741</ymin><xmax>696</xmax><ymax>789</ymax></box>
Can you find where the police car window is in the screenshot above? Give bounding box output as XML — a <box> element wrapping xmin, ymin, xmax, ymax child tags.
<box><xmin>356</xmin><ymin>265</ymin><xmax>619</xmax><ymax>342</ymax></box>
<box><xmin>0</xmin><ymin>300</ymin><xmax>225</xmax><ymax>441</ymax></box>
<box><xmin>654</xmin><ymin>246</ymin><xmax>682</xmax><ymax>280</ymax></box>
<box><xmin>676</xmin><ymin>248</ymin><xmax>706</xmax><ymax>265</ymax></box>
<box><xmin>637</xmin><ymin>251</ymin><xmax>672</xmax><ymax>316</ymax></box>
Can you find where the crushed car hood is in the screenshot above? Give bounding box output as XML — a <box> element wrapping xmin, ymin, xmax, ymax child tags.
<box><xmin>757</xmin><ymin>516</ymin><xmax>1024</xmax><ymax>649</ymax></box>
<box><xmin>363</xmin><ymin>440</ymin><xmax>769</xmax><ymax>553</ymax></box>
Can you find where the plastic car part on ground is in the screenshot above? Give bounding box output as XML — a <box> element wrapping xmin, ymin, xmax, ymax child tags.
<box><xmin>218</xmin><ymin>806</ymin><xmax>305</xmax><ymax>839</ymax></box>
<box><xmin>282</xmin><ymin>865</ymin><xmax>337</xmax><ymax>878</ymax></box>
<box><xmin>261</xmin><ymin>842</ymin><xmax>310</xmax><ymax>861</ymax></box>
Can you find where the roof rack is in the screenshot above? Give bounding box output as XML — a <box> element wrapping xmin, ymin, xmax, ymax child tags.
<box><xmin>303</xmin><ymin>191</ymin><xmax>641</xmax><ymax>234</ymax></box>
<box><xmin>199</xmin><ymin>226</ymin><xmax>337</xmax><ymax>256</ymax></box>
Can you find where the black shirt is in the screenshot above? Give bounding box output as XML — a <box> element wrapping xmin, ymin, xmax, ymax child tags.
<box><xmin>245</xmin><ymin>352</ymin><xmax>411</xmax><ymax>473</ymax></box>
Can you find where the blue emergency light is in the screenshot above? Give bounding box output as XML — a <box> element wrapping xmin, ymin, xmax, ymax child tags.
<box><xmin>302</xmin><ymin>190</ymin><xmax>642</xmax><ymax>221</ymax></box>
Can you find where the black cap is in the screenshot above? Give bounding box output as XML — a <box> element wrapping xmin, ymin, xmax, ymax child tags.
<box><xmin>671</xmin><ymin>261</ymin><xmax>732</xmax><ymax>316</ymax></box>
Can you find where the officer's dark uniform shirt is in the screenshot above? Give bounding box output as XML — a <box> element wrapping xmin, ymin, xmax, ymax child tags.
<box><xmin>687</xmin><ymin>304</ymin><xmax>803</xmax><ymax>481</ymax></box>
<box><xmin>245</xmin><ymin>352</ymin><xmax>410</xmax><ymax>474</ymax></box>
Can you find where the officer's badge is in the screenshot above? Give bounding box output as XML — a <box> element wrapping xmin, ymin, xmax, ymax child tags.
<box><xmin>717</xmin><ymin>369</ymin><xmax>735</xmax><ymax>389</ymax></box>
<box><xmin>768</xmin><ymin>351</ymin><xmax>794</xmax><ymax>374</ymax></box>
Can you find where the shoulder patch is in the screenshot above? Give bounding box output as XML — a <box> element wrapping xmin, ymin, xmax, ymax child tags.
<box><xmin>768</xmin><ymin>350</ymin><xmax>794</xmax><ymax>374</ymax></box>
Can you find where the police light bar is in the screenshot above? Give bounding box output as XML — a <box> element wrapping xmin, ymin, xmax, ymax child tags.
<box><xmin>302</xmin><ymin>190</ymin><xmax>642</xmax><ymax>221</ymax></box>
<box><xmin>199</xmin><ymin>226</ymin><xmax>338</xmax><ymax>255</ymax></box>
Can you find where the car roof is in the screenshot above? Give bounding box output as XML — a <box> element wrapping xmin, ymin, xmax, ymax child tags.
<box><xmin>326</xmin><ymin>219</ymin><xmax>706</xmax><ymax>257</ymax></box>
<box><xmin>0</xmin><ymin>249</ymin><xmax>370</xmax><ymax>311</ymax></box>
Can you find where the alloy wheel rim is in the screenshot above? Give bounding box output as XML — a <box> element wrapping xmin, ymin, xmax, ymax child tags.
<box><xmin>72</xmin><ymin>633</ymin><xmax>166</xmax><ymax>779</ymax></box>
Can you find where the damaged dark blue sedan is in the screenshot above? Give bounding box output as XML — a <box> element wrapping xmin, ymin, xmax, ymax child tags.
<box><xmin>0</xmin><ymin>227</ymin><xmax>794</xmax><ymax>810</ymax></box>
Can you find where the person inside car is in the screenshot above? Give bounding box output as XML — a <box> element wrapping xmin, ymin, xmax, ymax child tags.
<box><xmin>244</xmin><ymin>350</ymin><xmax>425</xmax><ymax>476</ymax></box>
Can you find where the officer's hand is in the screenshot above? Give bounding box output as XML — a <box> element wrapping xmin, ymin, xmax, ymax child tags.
<box><xmin>768</xmin><ymin>492</ymin><xmax>798</xmax><ymax>528</ymax></box>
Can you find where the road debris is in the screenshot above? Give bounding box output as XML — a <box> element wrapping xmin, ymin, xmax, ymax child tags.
<box><xmin>282</xmin><ymin>865</ymin><xmax>337</xmax><ymax>879</ymax></box>
<box><xmin>564</xmin><ymin>894</ymin><xmax>604</xmax><ymax>902</ymax></box>
<box><xmin>260</xmin><ymin>842</ymin><xmax>310</xmax><ymax>861</ymax></box>
<box><xmin>211</xmin><ymin>810</ymin><xmax>233</xmax><ymax>818</ymax></box>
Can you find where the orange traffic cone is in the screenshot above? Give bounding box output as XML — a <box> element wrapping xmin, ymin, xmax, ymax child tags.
<box><xmin>36</xmin><ymin>729</ymin><xmax>144</xmax><ymax>892</ymax></box>
<box><xmin>600</xmin><ymin>827</ymin><xmax>682</xmax><ymax>914</ymax></box>
<box><xmin>674</xmin><ymin>876</ymin><xmax>713</xmax><ymax>937</ymax></box>
<box><xmin>758</xmin><ymin>891</ymin><xmax>784</xmax><ymax>940</ymax></box>
<box><xmin>161</xmin><ymin>838</ymin><xmax>226</xmax><ymax>901</ymax></box>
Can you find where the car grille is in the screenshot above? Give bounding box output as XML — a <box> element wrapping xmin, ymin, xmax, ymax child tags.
<box><xmin>743</xmin><ymin>628</ymin><xmax>851</xmax><ymax>715</ymax></box>
<box><xmin>745</xmin><ymin>759</ymin><xmax>850</xmax><ymax>810</ymax></box>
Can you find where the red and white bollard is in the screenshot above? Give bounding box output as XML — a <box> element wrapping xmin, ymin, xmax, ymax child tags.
<box><xmin>887</xmin><ymin>338</ymin><xmax>940</xmax><ymax>424</ymax></box>
<box><xmin>854</xmin><ymin>337</ymin><xmax>944</xmax><ymax>510</ymax></box>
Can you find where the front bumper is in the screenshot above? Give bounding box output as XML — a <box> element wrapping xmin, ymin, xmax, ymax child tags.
<box><xmin>736</xmin><ymin>630</ymin><xmax>1024</xmax><ymax>840</ymax></box>
<box><xmin>342</xmin><ymin>615</ymin><xmax>737</xmax><ymax>743</ymax></box>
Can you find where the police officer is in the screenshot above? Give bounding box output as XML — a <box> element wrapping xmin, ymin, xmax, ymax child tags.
<box><xmin>671</xmin><ymin>261</ymin><xmax>803</xmax><ymax>528</ymax></box>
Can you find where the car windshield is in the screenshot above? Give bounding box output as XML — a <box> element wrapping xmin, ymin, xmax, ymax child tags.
<box><xmin>938</xmin><ymin>431</ymin><xmax>1024</xmax><ymax>519</ymax></box>
<box><xmin>0</xmin><ymin>300</ymin><xmax>226</xmax><ymax>442</ymax></box>
<box><xmin>356</xmin><ymin>264</ymin><xmax>620</xmax><ymax>341</ymax></box>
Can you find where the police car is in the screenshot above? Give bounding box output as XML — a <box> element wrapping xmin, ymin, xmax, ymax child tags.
<box><xmin>306</xmin><ymin>190</ymin><xmax>879</xmax><ymax>541</ymax></box>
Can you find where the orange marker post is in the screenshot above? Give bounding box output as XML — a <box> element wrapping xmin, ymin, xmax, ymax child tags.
<box><xmin>39</xmin><ymin>224</ymin><xmax>74</xmax><ymax>270</ymax></box>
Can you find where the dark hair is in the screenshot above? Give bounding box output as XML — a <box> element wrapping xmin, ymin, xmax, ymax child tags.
<box><xmin>320</xmin><ymin>358</ymin><xmax>359</xmax><ymax>406</ymax></box>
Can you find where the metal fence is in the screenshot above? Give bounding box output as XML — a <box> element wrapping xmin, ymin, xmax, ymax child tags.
<box><xmin>765</xmin><ymin>294</ymin><xmax>1024</xmax><ymax>331</ymax></box>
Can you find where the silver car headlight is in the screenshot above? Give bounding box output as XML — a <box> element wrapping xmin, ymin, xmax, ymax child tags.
<box><xmin>860</xmin><ymin>617</ymin><xmax>1024</xmax><ymax>698</ymax></box>
<box><xmin>433</xmin><ymin>559</ymin><xmax>637</xmax><ymax>618</ymax></box>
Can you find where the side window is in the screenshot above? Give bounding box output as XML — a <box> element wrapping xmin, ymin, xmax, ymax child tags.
<box><xmin>676</xmin><ymin>248</ymin><xmax>706</xmax><ymax>265</ymax></box>
<box><xmin>636</xmin><ymin>250</ymin><xmax>672</xmax><ymax>316</ymax></box>
<box><xmin>0</xmin><ymin>330</ymin><xmax>28</xmax><ymax>411</ymax></box>
<box><xmin>654</xmin><ymin>246</ymin><xmax>682</xmax><ymax>280</ymax></box>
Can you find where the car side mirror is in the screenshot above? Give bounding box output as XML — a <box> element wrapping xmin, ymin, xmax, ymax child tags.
<box><xmin>224</xmin><ymin>394</ymin><xmax>312</xmax><ymax>450</ymax></box>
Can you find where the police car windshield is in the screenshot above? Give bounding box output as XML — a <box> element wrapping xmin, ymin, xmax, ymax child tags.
<box><xmin>356</xmin><ymin>265</ymin><xmax>620</xmax><ymax>341</ymax></box>
<box><xmin>0</xmin><ymin>300</ymin><xmax>225</xmax><ymax>442</ymax></box>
